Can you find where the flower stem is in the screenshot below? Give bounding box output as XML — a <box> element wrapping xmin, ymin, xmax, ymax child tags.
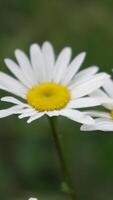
<box><xmin>48</xmin><ymin>116</ymin><xmax>77</xmax><ymax>200</ymax></box>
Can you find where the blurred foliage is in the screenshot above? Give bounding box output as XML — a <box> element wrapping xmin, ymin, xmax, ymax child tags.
<box><xmin>0</xmin><ymin>0</ymin><xmax>113</xmax><ymax>200</ymax></box>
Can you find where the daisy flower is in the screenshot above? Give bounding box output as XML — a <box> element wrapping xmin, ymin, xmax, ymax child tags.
<box><xmin>0</xmin><ymin>41</ymin><xmax>109</xmax><ymax>124</ymax></box>
<box><xmin>81</xmin><ymin>78</ymin><xmax>113</xmax><ymax>131</ymax></box>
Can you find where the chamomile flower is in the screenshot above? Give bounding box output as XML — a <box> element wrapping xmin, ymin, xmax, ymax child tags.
<box><xmin>0</xmin><ymin>42</ymin><xmax>109</xmax><ymax>124</ymax></box>
<box><xmin>81</xmin><ymin>78</ymin><xmax>113</xmax><ymax>131</ymax></box>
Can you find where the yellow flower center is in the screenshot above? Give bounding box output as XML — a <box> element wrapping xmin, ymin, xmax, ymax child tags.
<box><xmin>111</xmin><ymin>110</ymin><xmax>113</xmax><ymax>118</ymax></box>
<box><xmin>26</xmin><ymin>82</ymin><xmax>70</xmax><ymax>111</ymax></box>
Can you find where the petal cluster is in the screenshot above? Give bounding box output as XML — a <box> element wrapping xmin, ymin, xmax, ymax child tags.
<box><xmin>81</xmin><ymin>78</ymin><xmax>113</xmax><ymax>131</ymax></box>
<box><xmin>0</xmin><ymin>41</ymin><xmax>109</xmax><ymax>125</ymax></box>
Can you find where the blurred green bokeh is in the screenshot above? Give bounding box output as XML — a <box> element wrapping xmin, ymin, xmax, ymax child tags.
<box><xmin>0</xmin><ymin>0</ymin><xmax>113</xmax><ymax>200</ymax></box>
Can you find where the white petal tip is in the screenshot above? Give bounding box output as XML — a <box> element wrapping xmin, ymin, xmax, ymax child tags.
<box><xmin>81</xmin><ymin>51</ymin><xmax>87</xmax><ymax>57</ymax></box>
<box><xmin>42</xmin><ymin>41</ymin><xmax>51</xmax><ymax>46</ymax></box>
<box><xmin>4</xmin><ymin>58</ymin><xmax>9</xmax><ymax>63</ymax></box>
<box><xmin>30</xmin><ymin>43</ymin><xmax>39</xmax><ymax>49</ymax></box>
<box><xmin>91</xmin><ymin>65</ymin><xmax>99</xmax><ymax>71</ymax></box>
<box><xmin>77</xmin><ymin>52</ymin><xmax>87</xmax><ymax>60</ymax></box>
<box><xmin>27</xmin><ymin>120</ymin><xmax>31</xmax><ymax>124</ymax></box>
<box><xmin>18</xmin><ymin>115</ymin><xmax>22</xmax><ymax>119</ymax></box>
<box><xmin>80</xmin><ymin>125</ymin><xmax>90</xmax><ymax>131</ymax></box>
<box><xmin>15</xmin><ymin>49</ymin><xmax>20</xmax><ymax>54</ymax></box>
<box><xmin>65</xmin><ymin>47</ymin><xmax>72</xmax><ymax>52</ymax></box>
<box><xmin>28</xmin><ymin>198</ymin><xmax>38</xmax><ymax>200</ymax></box>
<box><xmin>1</xmin><ymin>97</ymin><xmax>5</xmax><ymax>101</ymax></box>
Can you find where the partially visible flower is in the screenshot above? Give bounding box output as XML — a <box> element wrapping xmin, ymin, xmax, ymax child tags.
<box><xmin>0</xmin><ymin>41</ymin><xmax>109</xmax><ymax>124</ymax></box>
<box><xmin>81</xmin><ymin>78</ymin><xmax>113</xmax><ymax>131</ymax></box>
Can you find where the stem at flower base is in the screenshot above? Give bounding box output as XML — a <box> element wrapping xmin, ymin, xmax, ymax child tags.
<box><xmin>48</xmin><ymin>116</ymin><xmax>77</xmax><ymax>200</ymax></box>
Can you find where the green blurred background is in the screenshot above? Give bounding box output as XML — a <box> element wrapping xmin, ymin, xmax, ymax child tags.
<box><xmin>0</xmin><ymin>0</ymin><xmax>113</xmax><ymax>199</ymax></box>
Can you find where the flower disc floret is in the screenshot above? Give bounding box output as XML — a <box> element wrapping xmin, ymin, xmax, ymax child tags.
<box><xmin>26</xmin><ymin>82</ymin><xmax>70</xmax><ymax>111</ymax></box>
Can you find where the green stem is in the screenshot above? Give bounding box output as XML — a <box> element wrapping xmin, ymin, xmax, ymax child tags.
<box><xmin>48</xmin><ymin>116</ymin><xmax>77</xmax><ymax>200</ymax></box>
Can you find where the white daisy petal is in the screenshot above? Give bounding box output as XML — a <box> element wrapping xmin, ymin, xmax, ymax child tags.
<box><xmin>27</xmin><ymin>112</ymin><xmax>45</xmax><ymax>123</ymax></box>
<box><xmin>83</xmin><ymin>110</ymin><xmax>111</xmax><ymax>119</ymax></box>
<box><xmin>0</xmin><ymin>105</ymin><xmax>24</xmax><ymax>118</ymax></box>
<box><xmin>0</xmin><ymin>72</ymin><xmax>27</xmax><ymax>98</ymax></box>
<box><xmin>42</xmin><ymin>41</ymin><xmax>55</xmax><ymax>81</ymax></box>
<box><xmin>4</xmin><ymin>58</ymin><xmax>31</xmax><ymax>88</ymax></box>
<box><xmin>59</xmin><ymin>109</ymin><xmax>94</xmax><ymax>124</ymax></box>
<box><xmin>81</xmin><ymin>118</ymin><xmax>113</xmax><ymax>131</ymax></box>
<box><xmin>90</xmin><ymin>89</ymin><xmax>113</xmax><ymax>110</ymax></box>
<box><xmin>30</xmin><ymin>44</ymin><xmax>46</xmax><ymax>82</ymax></box>
<box><xmin>61</xmin><ymin>52</ymin><xmax>86</xmax><ymax>85</ymax></box>
<box><xmin>90</xmin><ymin>88</ymin><xmax>109</xmax><ymax>98</ymax></box>
<box><xmin>1</xmin><ymin>96</ymin><xmax>29</xmax><ymax>107</ymax></box>
<box><xmin>94</xmin><ymin>99</ymin><xmax>113</xmax><ymax>110</ymax></box>
<box><xmin>103</xmin><ymin>78</ymin><xmax>113</xmax><ymax>98</ymax></box>
<box><xmin>15</xmin><ymin>49</ymin><xmax>36</xmax><ymax>85</ymax></box>
<box><xmin>53</xmin><ymin>47</ymin><xmax>72</xmax><ymax>83</ymax></box>
<box><xmin>71</xmin><ymin>66</ymin><xmax>99</xmax><ymax>85</ymax></box>
<box><xmin>19</xmin><ymin>108</ymin><xmax>37</xmax><ymax>119</ymax></box>
<box><xmin>67</xmin><ymin>97</ymin><xmax>100</xmax><ymax>109</ymax></box>
<box><xmin>0</xmin><ymin>85</ymin><xmax>8</xmax><ymax>91</ymax></box>
<box><xmin>71</xmin><ymin>73</ymin><xmax>109</xmax><ymax>99</ymax></box>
